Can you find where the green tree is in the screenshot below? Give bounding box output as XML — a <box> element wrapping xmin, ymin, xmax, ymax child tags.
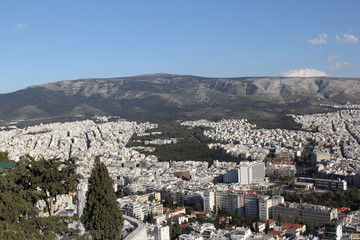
<box><xmin>177</xmin><ymin>194</ymin><xmax>184</xmax><ymax>207</ymax></box>
<box><xmin>255</xmin><ymin>221</ymin><xmax>259</xmax><ymax>233</ymax></box>
<box><xmin>194</xmin><ymin>202</ymin><xmax>203</xmax><ymax>211</ymax></box>
<box><xmin>170</xmin><ymin>223</ymin><xmax>182</xmax><ymax>240</ymax></box>
<box><xmin>0</xmin><ymin>170</ymin><xmax>38</xmax><ymax>224</ymax></box>
<box><xmin>81</xmin><ymin>157</ymin><xmax>123</xmax><ymax>240</ymax></box>
<box><xmin>0</xmin><ymin>221</ymin><xmax>28</xmax><ymax>240</ymax></box>
<box><xmin>164</xmin><ymin>194</ymin><xmax>175</xmax><ymax>209</ymax></box>
<box><xmin>144</xmin><ymin>212</ymin><xmax>154</xmax><ymax>223</ymax></box>
<box><xmin>264</xmin><ymin>222</ymin><xmax>270</xmax><ymax>234</ymax></box>
<box><xmin>115</xmin><ymin>186</ymin><xmax>133</xmax><ymax>198</ymax></box>
<box><xmin>148</xmin><ymin>193</ymin><xmax>156</xmax><ymax>202</ymax></box>
<box><xmin>14</xmin><ymin>216</ymin><xmax>79</xmax><ymax>240</ymax></box>
<box><xmin>21</xmin><ymin>155</ymin><xmax>79</xmax><ymax>216</ymax></box>
<box><xmin>277</xmin><ymin>215</ymin><xmax>282</xmax><ymax>226</ymax></box>
<box><xmin>0</xmin><ymin>158</ymin><xmax>80</xmax><ymax>240</ymax></box>
<box><xmin>0</xmin><ymin>152</ymin><xmax>10</xmax><ymax>162</ymax></box>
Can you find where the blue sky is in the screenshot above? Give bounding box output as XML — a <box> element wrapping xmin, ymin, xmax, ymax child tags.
<box><xmin>1</xmin><ymin>0</ymin><xmax>359</xmax><ymax>93</ymax></box>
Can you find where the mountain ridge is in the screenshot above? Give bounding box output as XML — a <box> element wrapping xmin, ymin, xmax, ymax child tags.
<box><xmin>1</xmin><ymin>74</ymin><xmax>360</xmax><ymax>128</ymax></box>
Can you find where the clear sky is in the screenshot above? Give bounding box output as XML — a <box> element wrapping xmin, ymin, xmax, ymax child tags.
<box><xmin>1</xmin><ymin>0</ymin><xmax>359</xmax><ymax>93</ymax></box>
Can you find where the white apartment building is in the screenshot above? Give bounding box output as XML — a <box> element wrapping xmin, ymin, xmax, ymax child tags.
<box><xmin>230</xmin><ymin>227</ymin><xmax>252</xmax><ymax>240</ymax></box>
<box><xmin>203</xmin><ymin>190</ymin><xmax>215</xmax><ymax>213</ymax></box>
<box><xmin>123</xmin><ymin>202</ymin><xmax>144</xmax><ymax>220</ymax></box>
<box><xmin>271</xmin><ymin>195</ymin><xmax>284</xmax><ymax>206</ymax></box>
<box><xmin>272</xmin><ymin>202</ymin><xmax>338</xmax><ymax>227</ymax></box>
<box><xmin>154</xmin><ymin>225</ymin><xmax>170</xmax><ymax>240</ymax></box>
<box><xmin>208</xmin><ymin>190</ymin><xmax>260</xmax><ymax>217</ymax></box>
<box><xmin>258</xmin><ymin>195</ymin><xmax>284</xmax><ymax>221</ymax></box>
<box><xmin>259</xmin><ymin>196</ymin><xmax>272</xmax><ymax>221</ymax></box>
<box><xmin>225</xmin><ymin>161</ymin><xmax>265</xmax><ymax>185</ymax></box>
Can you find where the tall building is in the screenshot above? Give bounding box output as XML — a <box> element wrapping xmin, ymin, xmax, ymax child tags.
<box><xmin>231</xmin><ymin>192</ymin><xmax>246</xmax><ymax>216</ymax></box>
<box><xmin>225</xmin><ymin>161</ymin><xmax>265</xmax><ymax>184</ymax></box>
<box><xmin>154</xmin><ymin>225</ymin><xmax>170</xmax><ymax>240</ymax></box>
<box><xmin>272</xmin><ymin>202</ymin><xmax>338</xmax><ymax>227</ymax></box>
<box><xmin>212</xmin><ymin>190</ymin><xmax>259</xmax><ymax>217</ymax></box>
<box><xmin>259</xmin><ymin>196</ymin><xmax>272</xmax><ymax>221</ymax></box>
<box><xmin>225</xmin><ymin>169</ymin><xmax>239</xmax><ymax>183</ymax></box>
<box><xmin>258</xmin><ymin>195</ymin><xmax>284</xmax><ymax>221</ymax></box>
<box><xmin>215</xmin><ymin>191</ymin><xmax>233</xmax><ymax>213</ymax></box>
<box><xmin>203</xmin><ymin>190</ymin><xmax>215</xmax><ymax>213</ymax></box>
<box><xmin>244</xmin><ymin>192</ymin><xmax>258</xmax><ymax>218</ymax></box>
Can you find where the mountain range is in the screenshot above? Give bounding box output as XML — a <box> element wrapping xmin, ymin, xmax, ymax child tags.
<box><xmin>1</xmin><ymin>73</ymin><xmax>360</xmax><ymax>128</ymax></box>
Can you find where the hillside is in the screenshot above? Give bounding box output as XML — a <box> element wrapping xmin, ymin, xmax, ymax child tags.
<box><xmin>1</xmin><ymin>73</ymin><xmax>359</xmax><ymax>128</ymax></box>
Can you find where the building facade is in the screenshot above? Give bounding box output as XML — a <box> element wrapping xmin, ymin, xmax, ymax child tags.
<box><xmin>296</xmin><ymin>177</ymin><xmax>347</xmax><ymax>191</ymax></box>
<box><xmin>258</xmin><ymin>195</ymin><xmax>284</xmax><ymax>221</ymax></box>
<box><xmin>203</xmin><ymin>190</ymin><xmax>215</xmax><ymax>213</ymax></box>
<box><xmin>272</xmin><ymin>202</ymin><xmax>338</xmax><ymax>227</ymax></box>
<box><xmin>212</xmin><ymin>190</ymin><xmax>260</xmax><ymax>217</ymax></box>
<box><xmin>244</xmin><ymin>192</ymin><xmax>258</xmax><ymax>218</ymax></box>
<box><xmin>224</xmin><ymin>161</ymin><xmax>265</xmax><ymax>184</ymax></box>
<box><xmin>154</xmin><ymin>225</ymin><xmax>170</xmax><ymax>240</ymax></box>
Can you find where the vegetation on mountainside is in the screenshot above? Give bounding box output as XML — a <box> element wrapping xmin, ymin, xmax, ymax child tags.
<box><xmin>6</xmin><ymin>75</ymin><xmax>359</xmax><ymax>129</ymax></box>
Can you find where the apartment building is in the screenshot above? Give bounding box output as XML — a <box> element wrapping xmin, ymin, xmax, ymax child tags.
<box><xmin>203</xmin><ymin>190</ymin><xmax>215</xmax><ymax>213</ymax></box>
<box><xmin>204</xmin><ymin>190</ymin><xmax>259</xmax><ymax>217</ymax></box>
<box><xmin>225</xmin><ymin>161</ymin><xmax>265</xmax><ymax>184</ymax></box>
<box><xmin>258</xmin><ymin>195</ymin><xmax>284</xmax><ymax>221</ymax></box>
<box><xmin>272</xmin><ymin>202</ymin><xmax>338</xmax><ymax>227</ymax></box>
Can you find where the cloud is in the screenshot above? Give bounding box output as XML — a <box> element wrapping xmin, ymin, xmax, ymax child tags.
<box><xmin>328</xmin><ymin>62</ymin><xmax>351</xmax><ymax>70</ymax></box>
<box><xmin>282</xmin><ymin>68</ymin><xmax>329</xmax><ymax>77</ymax></box>
<box><xmin>327</xmin><ymin>55</ymin><xmax>341</xmax><ymax>62</ymax></box>
<box><xmin>12</xmin><ymin>23</ymin><xmax>29</xmax><ymax>32</ymax></box>
<box><xmin>308</xmin><ymin>33</ymin><xmax>328</xmax><ymax>44</ymax></box>
<box><xmin>336</xmin><ymin>34</ymin><xmax>358</xmax><ymax>43</ymax></box>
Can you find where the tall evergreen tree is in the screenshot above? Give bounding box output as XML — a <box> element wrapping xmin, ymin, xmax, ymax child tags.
<box><xmin>255</xmin><ymin>221</ymin><xmax>259</xmax><ymax>233</ymax></box>
<box><xmin>264</xmin><ymin>222</ymin><xmax>270</xmax><ymax>234</ymax></box>
<box><xmin>81</xmin><ymin>157</ymin><xmax>123</xmax><ymax>240</ymax></box>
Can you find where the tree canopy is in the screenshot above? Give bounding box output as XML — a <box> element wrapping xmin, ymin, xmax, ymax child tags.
<box><xmin>0</xmin><ymin>152</ymin><xmax>10</xmax><ymax>162</ymax></box>
<box><xmin>284</xmin><ymin>187</ymin><xmax>360</xmax><ymax>210</ymax></box>
<box><xmin>20</xmin><ymin>155</ymin><xmax>79</xmax><ymax>216</ymax></box>
<box><xmin>81</xmin><ymin>157</ymin><xmax>123</xmax><ymax>240</ymax></box>
<box><xmin>0</xmin><ymin>167</ymin><xmax>38</xmax><ymax>224</ymax></box>
<box><xmin>0</xmin><ymin>156</ymin><xmax>81</xmax><ymax>239</ymax></box>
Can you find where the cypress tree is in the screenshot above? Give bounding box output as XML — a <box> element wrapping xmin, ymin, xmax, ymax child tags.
<box><xmin>81</xmin><ymin>157</ymin><xmax>123</xmax><ymax>240</ymax></box>
<box><xmin>264</xmin><ymin>222</ymin><xmax>270</xmax><ymax>234</ymax></box>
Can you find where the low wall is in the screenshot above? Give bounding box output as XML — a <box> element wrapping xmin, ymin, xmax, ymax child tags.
<box><xmin>123</xmin><ymin>215</ymin><xmax>147</xmax><ymax>240</ymax></box>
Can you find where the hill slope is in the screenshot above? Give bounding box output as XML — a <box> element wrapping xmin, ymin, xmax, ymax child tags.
<box><xmin>1</xmin><ymin>73</ymin><xmax>360</xmax><ymax>128</ymax></box>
